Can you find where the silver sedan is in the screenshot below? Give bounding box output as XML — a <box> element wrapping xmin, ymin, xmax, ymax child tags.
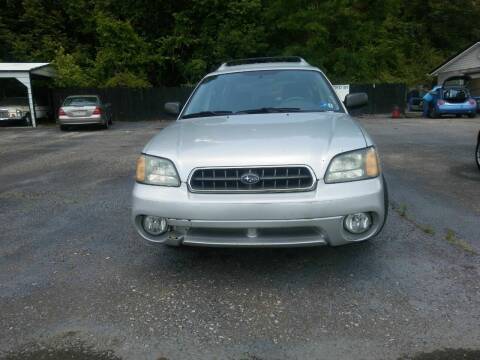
<box><xmin>132</xmin><ymin>57</ymin><xmax>388</xmax><ymax>247</ymax></box>
<box><xmin>58</xmin><ymin>95</ymin><xmax>112</xmax><ymax>130</ymax></box>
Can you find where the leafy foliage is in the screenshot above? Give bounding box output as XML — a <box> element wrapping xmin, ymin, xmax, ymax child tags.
<box><xmin>52</xmin><ymin>48</ymin><xmax>94</xmax><ymax>87</ymax></box>
<box><xmin>1</xmin><ymin>0</ymin><xmax>479</xmax><ymax>87</ymax></box>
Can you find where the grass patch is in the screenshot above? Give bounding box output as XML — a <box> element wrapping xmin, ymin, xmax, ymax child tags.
<box><xmin>393</xmin><ymin>203</ymin><xmax>435</xmax><ymax>236</ymax></box>
<box><xmin>393</xmin><ymin>204</ymin><xmax>477</xmax><ymax>255</ymax></box>
<box><xmin>397</xmin><ymin>203</ymin><xmax>407</xmax><ymax>217</ymax></box>
<box><xmin>444</xmin><ymin>229</ymin><xmax>477</xmax><ymax>255</ymax></box>
<box><xmin>418</xmin><ymin>224</ymin><xmax>435</xmax><ymax>236</ymax></box>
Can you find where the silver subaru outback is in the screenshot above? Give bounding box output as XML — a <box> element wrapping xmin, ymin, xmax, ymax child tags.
<box><xmin>132</xmin><ymin>57</ymin><xmax>388</xmax><ymax>247</ymax></box>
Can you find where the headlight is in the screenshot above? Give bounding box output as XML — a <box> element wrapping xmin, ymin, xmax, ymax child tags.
<box><xmin>324</xmin><ymin>147</ymin><xmax>380</xmax><ymax>183</ymax></box>
<box><xmin>136</xmin><ymin>155</ymin><xmax>180</xmax><ymax>186</ymax></box>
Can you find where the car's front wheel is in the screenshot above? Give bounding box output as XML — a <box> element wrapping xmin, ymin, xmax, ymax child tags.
<box><xmin>341</xmin><ymin>175</ymin><xmax>389</xmax><ymax>247</ymax></box>
<box><xmin>23</xmin><ymin>113</ymin><xmax>32</xmax><ymax>126</ymax></box>
<box><xmin>374</xmin><ymin>174</ymin><xmax>389</xmax><ymax>237</ymax></box>
<box><xmin>468</xmin><ymin>113</ymin><xmax>476</xmax><ymax>119</ymax></box>
<box><xmin>476</xmin><ymin>131</ymin><xmax>480</xmax><ymax>170</ymax></box>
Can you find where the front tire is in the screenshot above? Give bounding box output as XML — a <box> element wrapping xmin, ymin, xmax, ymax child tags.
<box><xmin>60</xmin><ymin>125</ymin><xmax>68</xmax><ymax>131</ymax></box>
<box><xmin>476</xmin><ymin>132</ymin><xmax>480</xmax><ymax>170</ymax></box>
<box><xmin>377</xmin><ymin>174</ymin><xmax>389</xmax><ymax>234</ymax></box>
<box><xmin>362</xmin><ymin>175</ymin><xmax>389</xmax><ymax>244</ymax></box>
<box><xmin>468</xmin><ymin>113</ymin><xmax>476</xmax><ymax>118</ymax></box>
<box><xmin>23</xmin><ymin>113</ymin><xmax>32</xmax><ymax>126</ymax></box>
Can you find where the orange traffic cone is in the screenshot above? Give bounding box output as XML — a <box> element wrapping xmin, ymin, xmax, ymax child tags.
<box><xmin>391</xmin><ymin>106</ymin><xmax>401</xmax><ymax>119</ymax></box>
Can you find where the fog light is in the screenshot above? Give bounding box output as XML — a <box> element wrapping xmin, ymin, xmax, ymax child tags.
<box><xmin>142</xmin><ymin>216</ymin><xmax>168</xmax><ymax>236</ymax></box>
<box><xmin>344</xmin><ymin>213</ymin><xmax>372</xmax><ymax>234</ymax></box>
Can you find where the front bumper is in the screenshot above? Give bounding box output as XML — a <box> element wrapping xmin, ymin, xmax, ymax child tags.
<box><xmin>0</xmin><ymin>116</ymin><xmax>22</xmax><ymax>121</ymax></box>
<box><xmin>132</xmin><ymin>177</ymin><xmax>386</xmax><ymax>247</ymax></box>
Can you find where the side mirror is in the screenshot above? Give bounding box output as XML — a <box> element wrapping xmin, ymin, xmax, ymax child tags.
<box><xmin>344</xmin><ymin>93</ymin><xmax>368</xmax><ymax>110</ymax></box>
<box><xmin>164</xmin><ymin>102</ymin><xmax>181</xmax><ymax>116</ymax></box>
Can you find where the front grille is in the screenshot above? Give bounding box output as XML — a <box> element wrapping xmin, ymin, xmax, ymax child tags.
<box><xmin>189</xmin><ymin>166</ymin><xmax>315</xmax><ymax>193</ymax></box>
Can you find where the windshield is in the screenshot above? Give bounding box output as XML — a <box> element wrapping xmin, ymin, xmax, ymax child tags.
<box><xmin>181</xmin><ymin>70</ymin><xmax>343</xmax><ymax>118</ymax></box>
<box><xmin>63</xmin><ymin>96</ymin><xmax>99</xmax><ymax>106</ymax></box>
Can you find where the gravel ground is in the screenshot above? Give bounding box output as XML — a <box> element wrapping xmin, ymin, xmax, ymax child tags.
<box><xmin>0</xmin><ymin>118</ymin><xmax>479</xmax><ymax>360</ymax></box>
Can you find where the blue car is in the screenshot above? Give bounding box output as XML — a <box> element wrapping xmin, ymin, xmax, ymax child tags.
<box><xmin>427</xmin><ymin>76</ymin><xmax>477</xmax><ymax>118</ymax></box>
<box><xmin>477</xmin><ymin>131</ymin><xmax>480</xmax><ymax>170</ymax></box>
<box><xmin>472</xmin><ymin>96</ymin><xmax>480</xmax><ymax>113</ymax></box>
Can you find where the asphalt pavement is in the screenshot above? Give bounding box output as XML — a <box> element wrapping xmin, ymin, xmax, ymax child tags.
<box><xmin>0</xmin><ymin>117</ymin><xmax>479</xmax><ymax>360</ymax></box>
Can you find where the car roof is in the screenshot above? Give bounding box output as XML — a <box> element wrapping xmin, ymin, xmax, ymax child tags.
<box><xmin>210</xmin><ymin>56</ymin><xmax>320</xmax><ymax>75</ymax></box>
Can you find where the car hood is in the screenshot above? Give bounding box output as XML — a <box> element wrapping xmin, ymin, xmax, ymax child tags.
<box><xmin>144</xmin><ymin>112</ymin><xmax>368</xmax><ymax>181</ymax></box>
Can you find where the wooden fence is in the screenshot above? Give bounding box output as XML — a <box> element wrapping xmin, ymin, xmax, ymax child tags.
<box><xmin>33</xmin><ymin>83</ymin><xmax>407</xmax><ymax>122</ymax></box>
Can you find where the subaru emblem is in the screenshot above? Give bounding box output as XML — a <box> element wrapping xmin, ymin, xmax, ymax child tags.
<box><xmin>240</xmin><ymin>172</ymin><xmax>260</xmax><ymax>185</ymax></box>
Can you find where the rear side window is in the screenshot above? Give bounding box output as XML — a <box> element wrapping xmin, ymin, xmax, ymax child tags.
<box><xmin>63</xmin><ymin>96</ymin><xmax>99</xmax><ymax>106</ymax></box>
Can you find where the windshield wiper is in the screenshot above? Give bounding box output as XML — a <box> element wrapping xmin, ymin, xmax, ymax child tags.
<box><xmin>235</xmin><ymin>107</ymin><xmax>301</xmax><ymax>114</ymax></box>
<box><xmin>181</xmin><ymin>110</ymin><xmax>232</xmax><ymax>119</ymax></box>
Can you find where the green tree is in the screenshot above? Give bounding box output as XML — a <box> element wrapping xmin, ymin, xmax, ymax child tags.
<box><xmin>2</xmin><ymin>0</ymin><xmax>480</xmax><ymax>87</ymax></box>
<box><xmin>52</xmin><ymin>48</ymin><xmax>94</xmax><ymax>87</ymax></box>
<box><xmin>93</xmin><ymin>13</ymin><xmax>152</xmax><ymax>87</ymax></box>
<box><xmin>160</xmin><ymin>0</ymin><xmax>268</xmax><ymax>84</ymax></box>
<box><xmin>9</xmin><ymin>0</ymin><xmax>67</xmax><ymax>61</ymax></box>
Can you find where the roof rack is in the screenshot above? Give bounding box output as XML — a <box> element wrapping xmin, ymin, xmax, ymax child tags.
<box><xmin>218</xmin><ymin>56</ymin><xmax>308</xmax><ymax>70</ymax></box>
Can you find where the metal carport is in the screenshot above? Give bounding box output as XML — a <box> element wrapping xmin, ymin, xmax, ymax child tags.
<box><xmin>0</xmin><ymin>63</ymin><xmax>55</xmax><ymax>127</ymax></box>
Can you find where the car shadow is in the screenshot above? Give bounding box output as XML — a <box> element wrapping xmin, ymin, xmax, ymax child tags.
<box><xmin>60</xmin><ymin>124</ymin><xmax>110</xmax><ymax>132</ymax></box>
<box><xmin>0</xmin><ymin>120</ymin><xmax>30</xmax><ymax>127</ymax></box>
<box><xmin>399</xmin><ymin>348</ymin><xmax>480</xmax><ymax>360</ymax></box>
<box><xmin>149</xmin><ymin>239</ymin><xmax>382</xmax><ymax>286</ymax></box>
<box><xmin>449</xmin><ymin>163</ymin><xmax>480</xmax><ymax>181</ymax></box>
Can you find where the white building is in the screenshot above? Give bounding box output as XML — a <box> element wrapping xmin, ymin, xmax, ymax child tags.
<box><xmin>429</xmin><ymin>41</ymin><xmax>480</xmax><ymax>96</ymax></box>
